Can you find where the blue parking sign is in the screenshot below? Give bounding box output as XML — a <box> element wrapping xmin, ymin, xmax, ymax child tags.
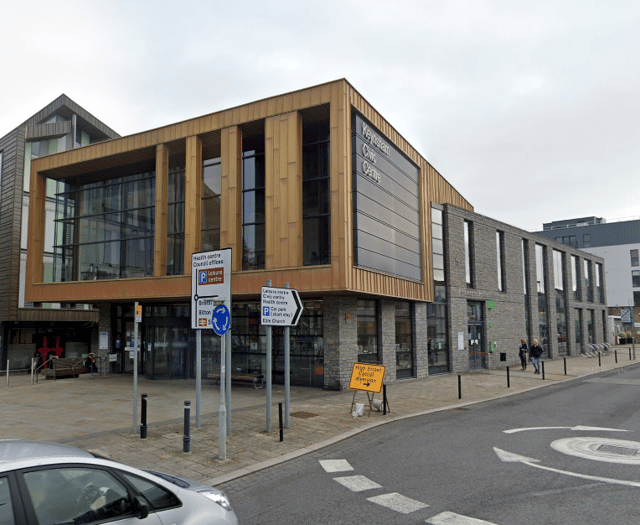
<box><xmin>263</xmin><ymin>306</ymin><xmax>270</xmax><ymax>317</ymax></box>
<box><xmin>199</xmin><ymin>271</ymin><xmax>207</xmax><ymax>284</ymax></box>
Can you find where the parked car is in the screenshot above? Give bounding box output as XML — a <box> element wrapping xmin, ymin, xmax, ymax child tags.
<box><xmin>0</xmin><ymin>440</ymin><xmax>238</xmax><ymax>525</ymax></box>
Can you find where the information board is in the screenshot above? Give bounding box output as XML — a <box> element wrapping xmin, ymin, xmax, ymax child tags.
<box><xmin>191</xmin><ymin>249</ymin><xmax>232</xmax><ymax>329</ymax></box>
<box><xmin>348</xmin><ymin>363</ymin><xmax>386</xmax><ymax>393</ymax></box>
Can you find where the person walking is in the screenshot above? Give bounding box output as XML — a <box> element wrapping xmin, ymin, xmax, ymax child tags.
<box><xmin>530</xmin><ymin>339</ymin><xmax>544</xmax><ymax>374</ymax></box>
<box><xmin>518</xmin><ymin>339</ymin><xmax>528</xmax><ymax>370</ymax></box>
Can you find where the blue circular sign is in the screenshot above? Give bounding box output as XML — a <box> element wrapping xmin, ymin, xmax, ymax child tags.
<box><xmin>211</xmin><ymin>304</ymin><xmax>230</xmax><ymax>336</ymax></box>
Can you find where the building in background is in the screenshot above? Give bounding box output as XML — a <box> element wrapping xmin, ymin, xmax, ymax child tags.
<box><xmin>23</xmin><ymin>80</ymin><xmax>606</xmax><ymax>388</ymax></box>
<box><xmin>0</xmin><ymin>96</ymin><xmax>118</xmax><ymax>369</ymax></box>
<box><xmin>534</xmin><ymin>217</ymin><xmax>640</xmax><ymax>341</ymax></box>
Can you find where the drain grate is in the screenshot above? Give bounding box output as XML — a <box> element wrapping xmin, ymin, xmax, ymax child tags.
<box><xmin>291</xmin><ymin>411</ymin><xmax>319</xmax><ymax>419</ymax></box>
<box><xmin>597</xmin><ymin>444</ymin><xmax>638</xmax><ymax>456</ymax></box>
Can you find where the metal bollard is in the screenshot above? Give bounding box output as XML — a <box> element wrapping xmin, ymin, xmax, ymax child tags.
<box><xmin>564</xmin><ymin>357</ymin><xmax>567</xmax><ymax>376</ymax></box>
<box><xmin>140</xmin><ymin>393</ymin><xmax>148</xmax><ymax>439</ymax></box>
<box><xmin>507</xmin><ymin>366</ymin><xmax>510</xmax><ymax>388</ymax></box>
<box><xmin>542</xmin><ymin>361</ymin><xmax>545</xmax><ymax>380</ymax></box>
<box><xmin>630</xmin><ymin>348</ymin><xmax>632</xmax><ymax>360</ymax></box>
<box><xmin>383</xmin><ymin>384</ymin><xmax>388</xmax><ymax>415</ymax></box>
<box><xmin>279</xmin><ymin>402</ymin><xmax>284</xmax><ymax>442</ymax></box>
<box><xmin>458</xmin><ymin>375</ymin><xmax>462</xmax><ymax>399</ymax></box>
<box><xmin>615</xmin><ymin>350</ymin><xmax>618</xmax><ymax>363</ymax></box>
<box><xmin>598</xmin><ymin>353</ymin><xmax>601</xmax><ymax>367</ymax></box>
<box><xmin>183</xmin><ymin>401</ymin><xmax>191</xmax><ymax>453</ymax></box>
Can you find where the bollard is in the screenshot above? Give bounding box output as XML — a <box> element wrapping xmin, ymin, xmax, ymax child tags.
<box><xmin>140</xmin><ymin>393</ymin><xmax>148</xmax><ymax>439</ymax></box>
<box><xmin>630</xmin><ymin>348</ymin><xmax>632</xmax><ymax>361</ymax></box>
<box><xmin>564</xmin><ymin>357</ymin><xmax>567</xmax><ymax>376</ymax></box>
<box><xmin>598</xmin><ymin>352</ymin><xmax>601</xmax><ymax>367</ymax></box>
<box><xmin>383</xmin><ymin>384</ymin><xmax>388</xmax><ymax>415</ymax></box>
<box><xmin>458</xmin><ymin>375</ymin><xmax>462</xmax><ymax>399</ymax></box>
<box><xmin>507</xmin><ymin>366</ymin><xmax>510</xmax><ymax>388</ymax></box>
<box><xmin>615</xmin><ymin>350</ymin><xmax>618</xmax><ymax>363</ymax></box>
<box><xmin>279</xmin><ymin>403</ymin><xmax>284</xmax><ymax>442</ymax></box>
<box><xmin>183</xmin><ymin>401</ymin><xmax>191</xmax><ymax>453</ymax></box>
<box><xmin>542</xmin><ymin>361</ymin><xmax>545</xmax><ymax>380</ymax></box>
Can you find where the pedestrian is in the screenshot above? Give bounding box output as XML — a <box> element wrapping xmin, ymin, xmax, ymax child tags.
<box><xmin>530</xmin><ymin>339</ymin><xmax>544</xmax><ymax>374</ymax></box>
<box><xmin>518</xmin><ymin>338</ymin><xmax>528</xmax><ymax>370</ymax></box>
<box><xmin>85</xmin><ymin>353</ymin><xmax>97</xmax><ymax>375</ymax></box>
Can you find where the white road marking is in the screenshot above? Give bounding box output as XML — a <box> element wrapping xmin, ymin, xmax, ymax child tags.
<box><xmin>426</xmin><ymin>511</ymin><xmax>498</xmax><ymax>524</ymax></box>
<box><xmin>319</xmin><ymin>459</ymin><xmax>353</xmax><ymax>473</ymax></box>
<box><xmin>366</xmin><ymin>492</ymin><xmax>429</xmax><ymax>514</ymax></box>
<box><xmin>503</xmin><ymin>425</ymin><xmax>628</xmax><ymax>434</ymax></box>
<box><xmin>494</xmin><ymin>447</ymin><xmax>640</xmax><ymax>487</ymax></box>
<box><xmin>551</xmin><ymin>437</ymin><xmax>640</xmax><ymax>464</ymax></box>
<box><xmin>333</xmin><ymin>475</ymin><xmax>382</xmax><ymax>492</ymax></box>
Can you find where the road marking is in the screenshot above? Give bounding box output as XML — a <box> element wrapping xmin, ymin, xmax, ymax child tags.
<box><xmin>584</xmin><ymin>378</ymin><xmax>640</xmax><ymax>386</ymax></box>
<box><xmin>551</xmin><ymin>437</ymin><xmax>640</xmax><ymax>464</ymax></box>
<box><xmin>426</xmin><ymin>511</ymin><xmax>498</xmax><ymax>524</ymax></box>
<box><xmin>503</xmin><ymin>425</ymin><xmax>628</xmax><ymax>434</ymax></box>
<box><xmin>494</xmin><ymin>447</ymin><xmax>640</xmax><ymax>487</ymax></box>
<box><xmin>366</xmin><ymin>492</ymin><xmax>429</xmax><ymax>514</ymax></box>
<box><xmin>333</xmin><ymin>475</ymin><xmax>382</xmax><ymax>492</ymax></box>
<box><xmin>319</xmin><ymin>459</ymin><xmax>353</xmax><ymax>473</ymax></box>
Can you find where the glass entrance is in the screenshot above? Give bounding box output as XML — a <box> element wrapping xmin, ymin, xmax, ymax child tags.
<box><xmin>468</xmin><ymin>301</ymin><xmax>486</xmax><ymax>369</ymax></box>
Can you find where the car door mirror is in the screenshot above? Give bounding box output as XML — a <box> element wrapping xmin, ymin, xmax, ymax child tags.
<box><xmin>134</xmin><ymin>496</ymin><xmax>150</xmax><ymax>519</ymax></box>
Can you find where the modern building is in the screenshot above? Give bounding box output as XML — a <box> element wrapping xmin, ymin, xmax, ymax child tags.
<box><xmin>534</xmin><ymin>216</ymin><xmax>640</xmax><ymax>340</ymax></box>
<box><xmin>23</xmin><ymin>80</ymin><xmax>607</xmax><ymax>389</ymax></box>
<box><xmin>0</xmin><ymin>96</ymin><xmax>118</xmax><ymax>370</ymax></box>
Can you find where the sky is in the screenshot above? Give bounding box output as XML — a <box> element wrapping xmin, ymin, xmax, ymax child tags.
<box><xmin>2</xmin><ymin>0</ymin><xmax>639</xmax><ymax>232</ymax></box>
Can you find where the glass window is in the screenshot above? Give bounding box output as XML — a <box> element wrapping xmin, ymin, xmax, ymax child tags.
<box><xmin>0</xmin><ymin>476</ymin><xmax>15</xmax><ymax>525</ymax></box>
<box><xmin>167</xmin><ymin>161</ymin><xmax>185</xmax><ymax>276</ymax></box>
<box><xmin>631</xmin><ymin>249</ymin><xmax>639</xmax><ymax>267</ymax></box>
<box><xmin>357</xmin><ymin>300</ymin><xmax>378</xmax><ymax>363</ymax></box>
<box><xmin>242</xmin><ymin>132</ymin><xmax>265</xmax><ymax>270</ymax></box>
<box><xmin>553</xmin><ymin>250</ymin><xmax>564</xmax><ymax>290</ymax></box>
<box><xmin>395</xmin><ymin>301</ymin><xmax>413</xmax><ymax>378</ymax></box>
<box><xmin>431</xmin><ymin>206</ymin><xmax>445</xmax><ymax>283</ymax></box>
<box><xmin>596</xmin><ymin>263</ymin><xmax>605</xmax><ymax>303</ymax></box>
<box><xmin>464</xmin><ymin>220</ymin><xmax>473</xmax><ymax>287</ymax></box>
<box><xmin>584</xmin><ymin>259</ymin><xmax>593</xmax><ymax>302</ymax></box>
<box><xmin>633</xmin><ymin>270</ymin><xmax>640</xmax><ymax>288</ymax></box>
<box><xmin>302</xmin><ymin>110</ymin><xmax>331</xmax><ymax>266</ymax></box>
<box><xmin>496</xmin><ymin>231</ymin><xmax>505</xmax><ymax>291</ymax></box>
<box><xmin>119</xmin><ymin>472</ymin><xmax>180</xmax><ymax>510</ymax></box>
<box><xmin>536</xmin><ymin>245</ymin><xmax>548</xmax><ymax>351</ymax></box>
<box><xmin>571</xmin><ymin>255</ymin><xmax>580</xmax><ymax>301</ymax></box>
<box><xmin>23</xmin><ymin>467</ymin><xmax>134</xmax><ymax>524</ymax></box>
<box><xmin>53</xmin><ymin>167</ymin><xmax>155</xmax><ymax>281</ymax></box>
<box><xmin>202</xmin><ymin>156</ymin><xmax>221</xmax><ymax>253</ymax></box>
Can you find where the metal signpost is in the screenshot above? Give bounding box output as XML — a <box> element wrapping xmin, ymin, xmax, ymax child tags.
<box><xmin>132</xmin><ymin>302</ymin><xmax>141</xmax><ymax>433</ymax></box>
<box><xmin>211</xmin><ymin>304</ymin><xmax>230</xmax><ymax>460</ymax></box>
<box><xmin>191</xmin><ymin>249</ymin><xmax>231</xmax><ymax>431</ymax></box>
<box><xmin>261</xmin><ymin>283</ymin><xmax>303</xmax><ymax>433</ymax></box>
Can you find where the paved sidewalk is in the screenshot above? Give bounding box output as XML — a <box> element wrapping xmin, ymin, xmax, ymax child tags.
<box><xmin>1</xmin><ymin>347</ymin><xmax>637</xmax><ymax>487</ymax></box>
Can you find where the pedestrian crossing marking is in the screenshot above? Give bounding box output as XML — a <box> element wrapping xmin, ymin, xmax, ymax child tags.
<box><xmin>366</xmin><ymin>492</ymin><xmax>429</xmax><ymax>514</ymax></box>
<box><xmin>333</xmin><ymin>475</ymin><xmax>381</xmax><ymax>492</ymax></box>
<box><xmin>426</xmin><ymin>511</ymin><xmax>498</xmax><ymax>524</ymax></box>
<box><xmin>319</xmin><ymin>459</ymin><xmax>353</xmax><ymax>473</ymax></box>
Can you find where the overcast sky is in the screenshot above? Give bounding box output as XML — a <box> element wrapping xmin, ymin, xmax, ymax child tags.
<box><xmin>2</xmin><ymin>0</ymin><xmax>638</xmax><ymax>232</ymax></box>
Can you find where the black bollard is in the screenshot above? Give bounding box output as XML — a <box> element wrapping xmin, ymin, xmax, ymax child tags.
<box><xmin>542</xmin><ymin>361</ymin><xmax>545</xmax><ymax>380</ymax></box>
<box><xmin>598</xmin><ymin>352</ymin><xmax>601</xmax><ymax>367</ymax></box>
<box><xmin>279</xmin><ymin>402</ymin><xmax>284</xmax><ymax>442</ymax></box>
<box><xmin>564</xmin><ymin>357</ymin><xmax>567</xmax><ymax>376</ymax></box>
<box><xmin>383</xmin><ymin>384</ymin><xmax>388</xmax><ymax>415</ymax></box>
<box><xmin>630</xmin><ymin>348</ymin><xmax>632</xmax><ymax>360</ymax></box>
<box><xmin>507</xmin><ymin>366</ymin><xmax>510</xmax><ymax>388</ymax></box>
<box><xmin>458</xmin><ymin>375</ymin><xmax>462</xmax><ymax>399</ymax></box>
<box><xmin>140</xmin><ymin>393</ymin><xmax>148</xmax><ymax>439</ymax></box>
<box><xmin>615</xmin><ymin>350</ymin><xmax>618</xmax><ymax>363</ymax></box>
<box><xmin>183</xmin><ymin>401</ymin><xmax>191</xmax><ymax>453</ymax></box>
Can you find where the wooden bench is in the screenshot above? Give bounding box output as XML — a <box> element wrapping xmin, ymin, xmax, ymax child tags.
<box><xmin>207</xmin><ymin>372</ymin><xmax>264</xmax><ymax>389</ymax></box>
<box><xmin>43</xmin><ymin>358</ymin><xmax>89</xmax><ymax>380</ymax></box>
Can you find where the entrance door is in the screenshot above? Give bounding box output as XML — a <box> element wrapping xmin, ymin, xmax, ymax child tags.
<box><xmin>145</xmin><ymin>326</ymin><xmax>189</xmax><ymax>379</ymax></box>
<box><xmin>468</xmin><ymin>301</ymin><xmax>486</xmax><ymax>369</ymax></box>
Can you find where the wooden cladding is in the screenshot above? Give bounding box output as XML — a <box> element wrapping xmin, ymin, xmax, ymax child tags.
<box><xmin>27</xmin><ymin>79</ymin><xmax>473</xmax><ymax>305</ymax></box>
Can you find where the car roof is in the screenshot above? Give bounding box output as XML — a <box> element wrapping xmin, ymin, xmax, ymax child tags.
<box><xmin>0</xmin><ymin>440</ymin><xmax>94</xmax><ymax>463</ymax></box>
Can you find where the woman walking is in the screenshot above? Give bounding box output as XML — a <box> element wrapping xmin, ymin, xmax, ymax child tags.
<box><xmin>530</xmin><ymin>339</ymin><xmax>544</xmax><ymax>374</ymax></box>
<box><xmin>519</xmin><ymin>339</ymin><xmax>528</xmax><ymax>370</ymax></box>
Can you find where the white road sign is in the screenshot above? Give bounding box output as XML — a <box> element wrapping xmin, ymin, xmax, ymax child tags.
<box><xmin>261</xmin><ymin>286</ymin><xmax>303</xmax><ymax>326</ymax></box>
<box><xmin>191</xmin><ymin>249</ymin><xmax>232</xmax><ymax>329</ymax></box>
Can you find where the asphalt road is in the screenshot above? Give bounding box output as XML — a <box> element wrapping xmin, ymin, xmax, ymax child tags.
<box><xmin>223</xmin><ymin>364</ymin><xmax>640</xmax><ymax>524</ymax></box>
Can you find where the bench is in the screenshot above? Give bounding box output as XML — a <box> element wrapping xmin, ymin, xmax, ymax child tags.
<box><xmin>43</xmin><ymin>358</ymin><xmax>89</xmax><ymax>380</ymax></box>
<box><xmin>207</xmin><ymin>372</ymin><xmax>264</xmax><ymax>389</ymax></box>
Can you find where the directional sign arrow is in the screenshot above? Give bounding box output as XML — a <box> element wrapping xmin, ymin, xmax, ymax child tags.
<box><xmin>493</xmin><ymin>447</ymin><xmax>640</xmax><ymax>488</ymax></box>
<box><xmin>261</xmin><ymin>287</ymin><xmax>304</xmax><ymax>326</ymax></box>
<box><xmin>503</xmin><ymin>425</ymin><xmax>629</xmax><ymax>434</ymax></box>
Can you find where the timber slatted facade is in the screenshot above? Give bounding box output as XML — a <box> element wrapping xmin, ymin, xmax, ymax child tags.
<box><xmin>27</xmin><ymin>80</ymin><xmax>471</xmax><ymax>306</ymax></box>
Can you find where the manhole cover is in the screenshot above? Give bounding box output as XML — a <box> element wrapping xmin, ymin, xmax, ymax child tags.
<box><xmin>291</xmin><ymin>411</ymin><xmax>318</xmax><ymax>419</ymax></box>
<box><xmin>597</xmin><ymin>444</ymin><xmax>638</xmax><ymax>456</ymax></box>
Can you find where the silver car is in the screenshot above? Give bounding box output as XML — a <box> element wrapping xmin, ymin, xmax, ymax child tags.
<box><xmin>0</xmin><ymin>440</ymin><xmax>238</xmax><ymax>525</ymax></box>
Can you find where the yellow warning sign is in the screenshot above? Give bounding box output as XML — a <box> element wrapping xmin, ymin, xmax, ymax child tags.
<box><xmin>348</xmin><ymin>363</ymin><xmax>386</xmax><ymax>393</ymax></box>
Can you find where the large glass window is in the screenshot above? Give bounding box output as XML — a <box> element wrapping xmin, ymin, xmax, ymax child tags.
<box><xmin>302</xmin><ymin>110</ymin><xmax>330</xmax><ymax>266</ymax></box>
<box><xmin>0</xmin><ymin>476</ymin><xmax>15</xmax><ymax>525</ymax></box>
<box><xmin>554</xmin><ymin>250</ymin><xmax>567</xmax><ymax>355</ymax></box>
<box><xmin>575</xmin><ymin>308</ymin><xmax>583</xmax><ymax>352</ymax></box>
<box><xmin>584</xmin><ymin>259</ymin><xmax>593</xmax><ymax>302</ymax></box>
<box><xmin>395</xmin><ymin>301</ymin><xmax>413</xmax><ymax>379</ymax></box>
<box><xmin>522</xmin><ymin>239</ymin><xmax>531</xmax><ymax>341</ymax></box>
<box><xmin>202</xmin><ymin>156</ymin><xmax>221</xmax><ymax>252</ymax></box>
<box><xmin>571</xmin><ymin>255</ymin><xmax>580</xmax><ymax>301</ymax></box>
<box><xmin>242</xmin><ymin>133</ymin><xmax>265</xmax><ymax>270</ymax></box>
<box><xmin>631</xmin><ymin>249</ymin><xmax>639</xmax><ymax>267</ymax></box>
<box><xmin>633</xmin><ymin>270</ymin><xmax>640</xmax><ymax>288</ymax></box>
<box><xmin>427</xmin><ymin>284</ymin><xmax>449</xmax><ymax>374</ymax></box>
<box><xmin>535</xmin><ymin>244</ymin><xmax>548</xmax><ymax>352</ymax></box>
<box><xmin>167</xmin><ymin>161</ymin><xmax>185</xmax><ymax>275</ymax></box>
<box><xmin>357</xmin><ymin>299</ymin><xmax>378</xmax><ymax>363</ymax></box>
<box><xmin>431</xmin><ymin>207</ymin><xmax>444</xmax><ymax>282</ymax></box>
<box><xmin>53</xmin><ymin>168</ymin><xmax>155</xmax><ymax>281</ymax></box>
<box><xmin>596</xmin><ymin>263</ymin><xmax>605</xmax><ymax>303</ymax></box>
